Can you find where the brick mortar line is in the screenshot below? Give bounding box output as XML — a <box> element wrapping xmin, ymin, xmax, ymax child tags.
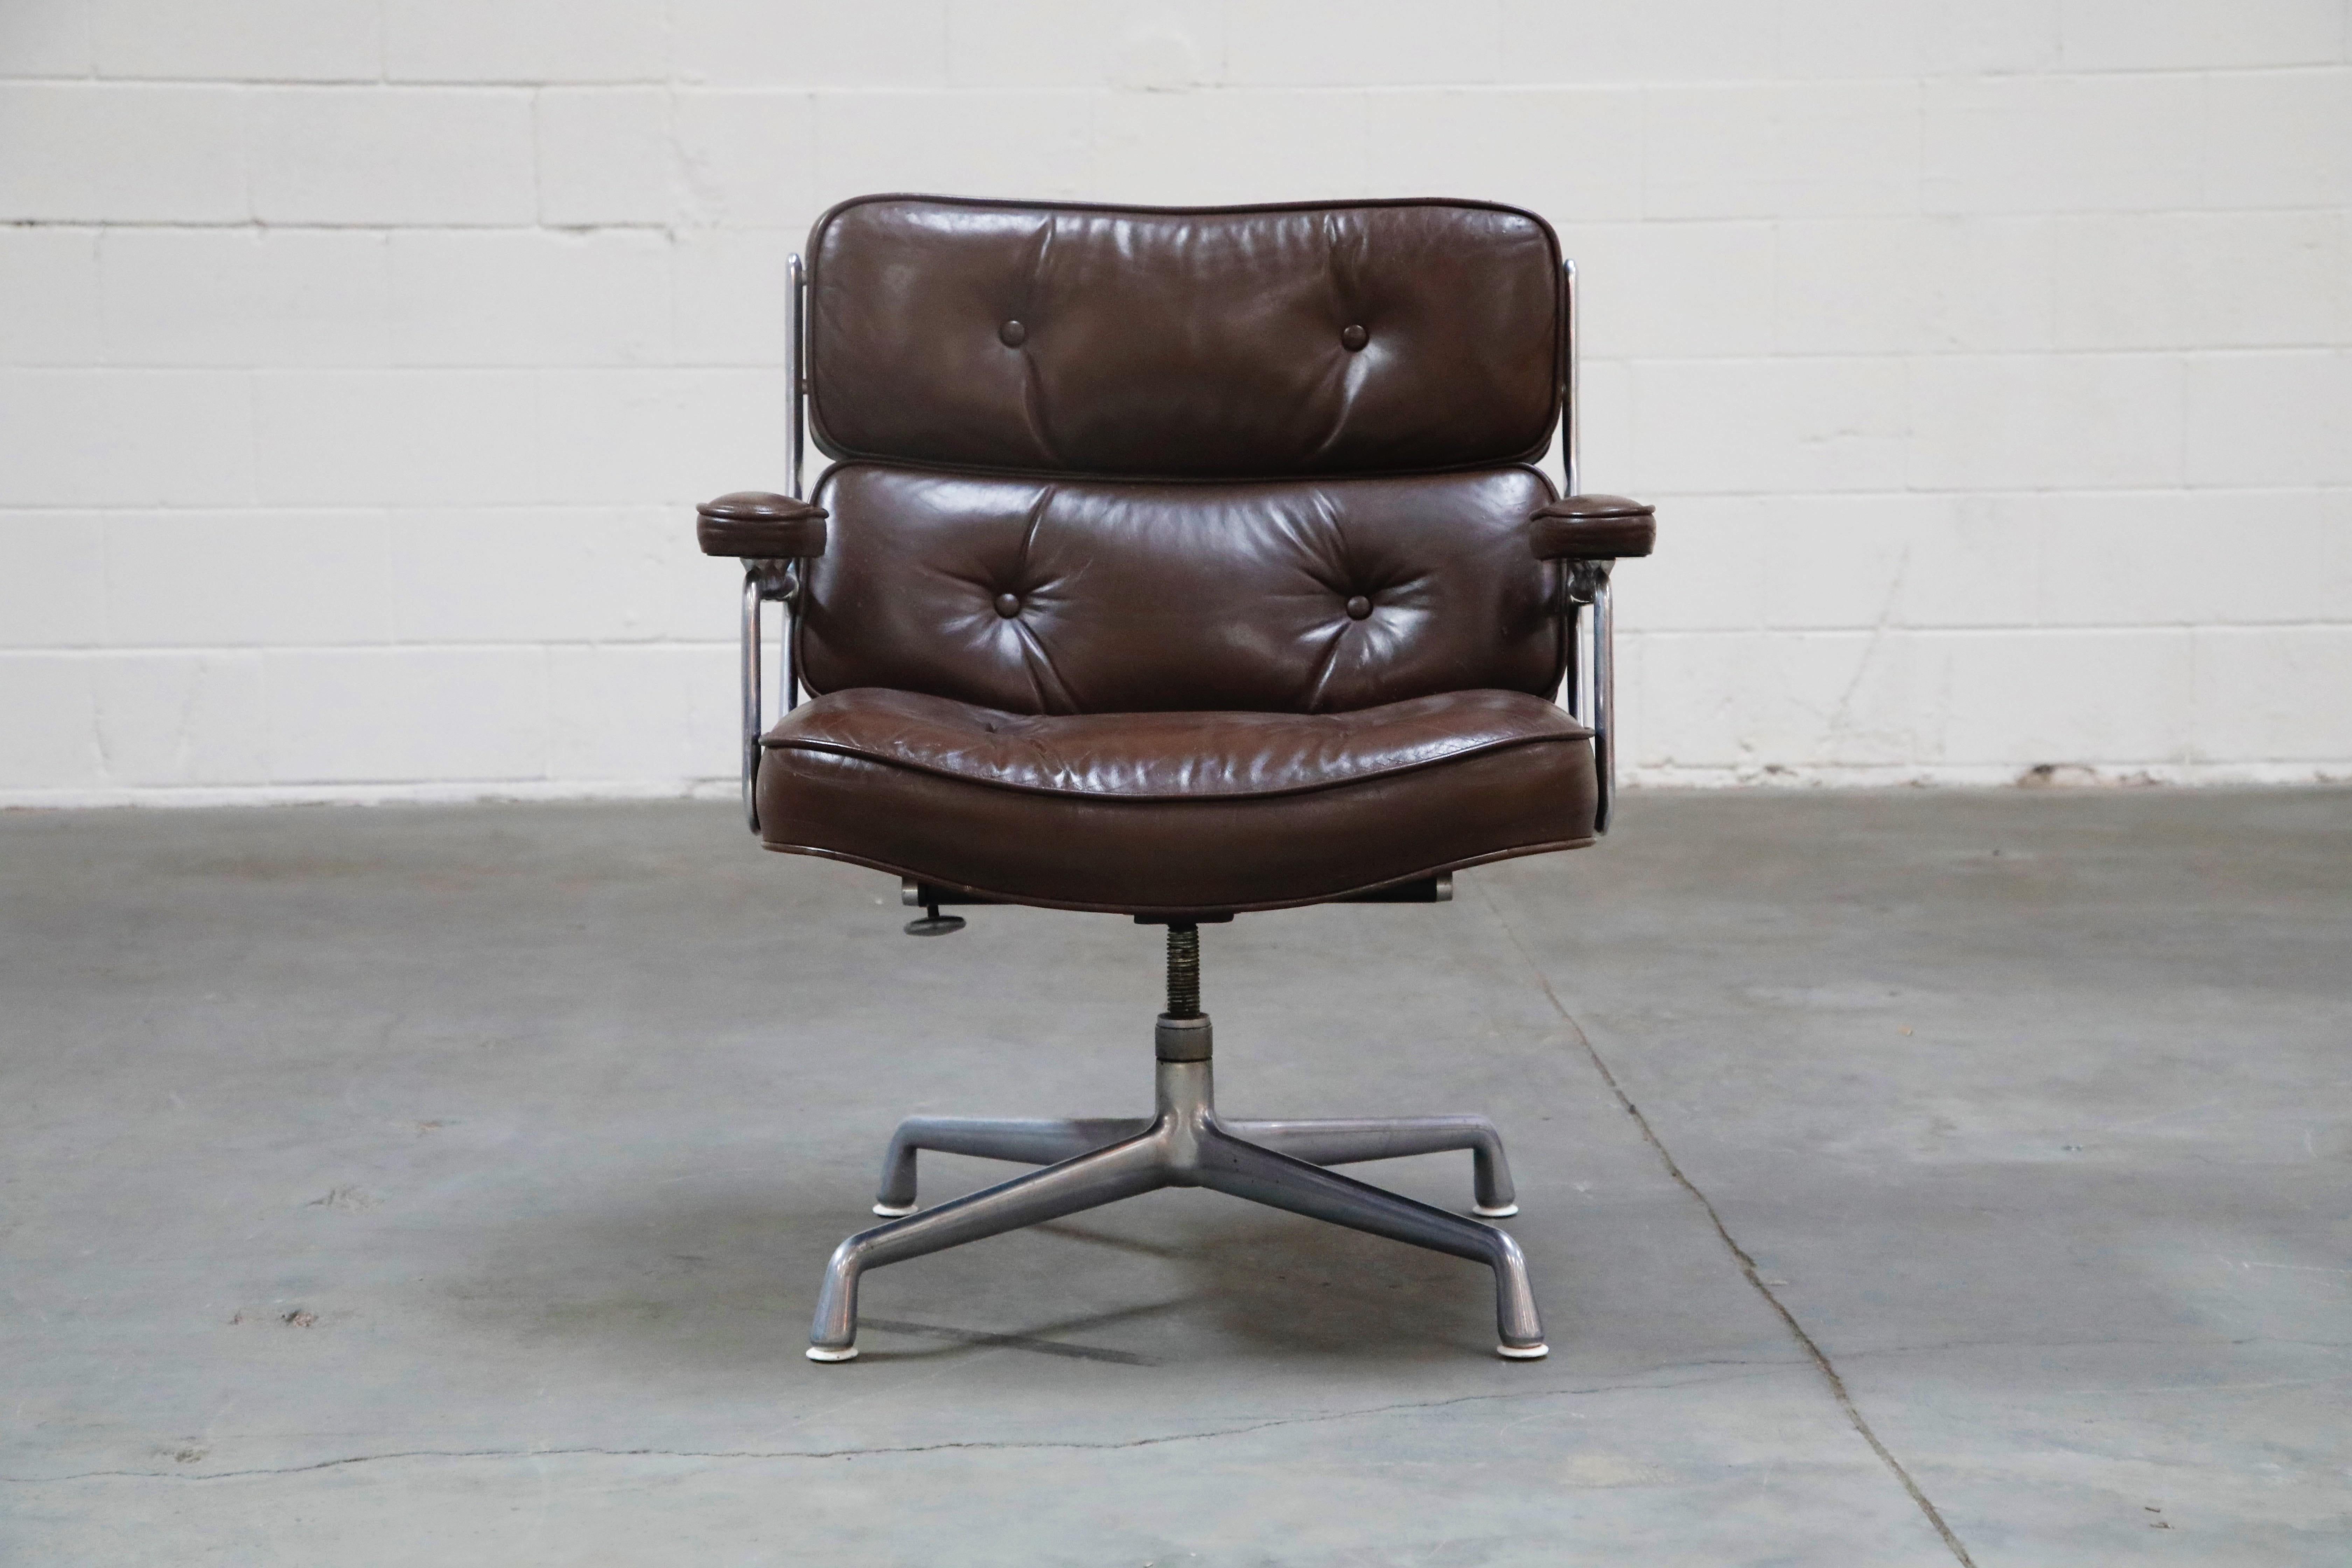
<box><xmin>14</xmin><ymin>625</ymin><xmax>2352</xmax><ymax>651</ymax></box>
<box><xmin>6</xmin><ymin>67</ymin><xmax>2351</xmax><ymax>90</ymax></box>
<box><xmin>10</xmin><ymin>211</ymin><xmax>2352</xmax><ymax>231</ymax></box>
<box><xmin>19</xmin><ymin>351</ymin><xmax>2352</xmax><ymax>369</ymax></box>
<box><xmin>7</xmin><ymin>485</ymin><xmax>2347</xmax><ymax>508</ymax></box>
<box><xmin>6</xmin><ymin>626</ymin><xmax>2352</xmax><ymax>658</ymax></box>
<box><xmin>0</xmin><ymin>643</ymin><xmax>738</xmax><ymax>656</ymax></box>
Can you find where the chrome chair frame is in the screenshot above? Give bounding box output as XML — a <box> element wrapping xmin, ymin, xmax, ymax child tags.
<box><xmin>813</xmin><ymin>1041</ymin><xmax>1544</xmax><ymax>1362</ymax></box>
<box><xmin>741</xmin><ymin>248</ymin><xmax>1622</xmax><ymax>1362</ymax></box>
<box><xmin>1555</xmin><ymin>258</ymin><xmax>1616</xmax><ymax>834</ymax></box>
<box><xmin>740</xmin><ymin>255</ymin><xmax>809</xmax><ymax>834</ymax></box>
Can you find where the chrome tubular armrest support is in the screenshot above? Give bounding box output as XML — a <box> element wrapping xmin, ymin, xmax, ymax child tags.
<box><xmin>1563</xmin><ymin>561</ymin><xmax>1616</xmax><ymax>835</ymax></box>
<box><xmin>744</xmin><ymin>253</ymin><xmax>812</xmax><ymax>836</ymax></box>
<box><xmin>741</xmin><ymin>563</ymin><xmax>798</xmax><ymax>835</ymax></box>
<box><xmin>1562</xmin><ymin>257</ymin><xmax>1579</xmax><ymax>500</ymax></box>
<box><xmin>1556</xmin><ymin>256</ymin><xmax>1613</xmax><ymax>835</ymax></box>
<box><xmin>785</xmin><ymin>253</ymin><xmax>806</xmax><ymax>502</ymax></box>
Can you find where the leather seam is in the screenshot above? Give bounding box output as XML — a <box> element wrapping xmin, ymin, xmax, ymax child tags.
<box><xmin>758</xmin><ymin>727</ymin><xmax>1592</xmax><ymax>802</ymax></box>
<box><xmin>800</xmin><ymin>456</ymin><xmax>1563</xmax><ymax>490</ymax></box>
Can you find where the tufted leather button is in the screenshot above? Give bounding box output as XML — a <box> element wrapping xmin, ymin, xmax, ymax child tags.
<box><xmin>994</xmin><ymin>591</ymin><xmax>1022</xmax><ymax>618</ymax></box>
<box><xmin>1345</xmin><ymin>594</ymin><xmax>1371</xmax><ymax>620</ymax></box>
<box><xmin>999</xmin><ymin>319</ymin><xmax>1027</xmax><ymax>348</ymax></box>
<box><xmin>1340</xmin><ymin>324</ymin><xmax>1368</xmax><ymax>351</ymax></box>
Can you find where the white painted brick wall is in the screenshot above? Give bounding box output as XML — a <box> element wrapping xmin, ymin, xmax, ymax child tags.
<box><xmin>2</xmin><ymin>0</ymin><xmax>2347</xmax><ymax>804</ymax></box>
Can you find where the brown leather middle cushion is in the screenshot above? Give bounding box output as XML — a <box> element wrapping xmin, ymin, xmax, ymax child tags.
<box><xmin>805</xmin><ymin>196</ymin><xmax>1563</xmax><ymax>479</ymax></box>
<box><xmin>799</xmin><ymin>463</ymin><xmax>1563</xmax><ymax>716</ymax></box>
<box><xmin>759</xmin><ymin>687</ymin><xmax>1595</xmax><ymax>914</ymax></box>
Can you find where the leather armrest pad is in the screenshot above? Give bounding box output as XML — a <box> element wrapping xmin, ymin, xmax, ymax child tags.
<box><xmin>697</xmin><ymin>492</ymin><xmax>829</xmax><ymax>558</ymax></box>
<box><xmin>1530</xmin><ymin>495</ymin><xmax>1656</xmax><ymax>560</ymax></box>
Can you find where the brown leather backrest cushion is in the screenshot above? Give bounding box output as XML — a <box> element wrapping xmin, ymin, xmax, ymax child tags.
<box><xmin>806</xmin><ymin>196</ymin><xmax>1563</xmax><ymax>479</ymax></box>
<box><xmin>799</xmin><ymin>464</ymin><xmax>1562</xmax><ymax>715</ymax></box>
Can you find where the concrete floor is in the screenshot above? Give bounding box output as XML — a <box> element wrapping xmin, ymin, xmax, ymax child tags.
<box><xmin>1</xmin><ymin>789</ymin><xmax>2346</xmax><ymax>1565</ymax></box>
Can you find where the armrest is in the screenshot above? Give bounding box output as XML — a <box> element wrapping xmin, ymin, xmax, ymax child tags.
<box><xmin>1529</xmin><ymin>495</ymin><xmax>1655</xmax><ymax>561</ymax></box>
<box><xmin>698</xmin><ymin>492</ymin><xmax>828</xmax><ymax>559</ymax></box>
<box><xmin>1531</xmin><ymin>496</ymin><xmax>1648</xmax><ymax>839</ymax></box>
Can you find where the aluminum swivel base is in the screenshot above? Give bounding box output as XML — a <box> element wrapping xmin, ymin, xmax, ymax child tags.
<box><xmin>808</xmin><ymin>1004</ymin><xmax>1546</xmax><ymax>1363</ymax></box>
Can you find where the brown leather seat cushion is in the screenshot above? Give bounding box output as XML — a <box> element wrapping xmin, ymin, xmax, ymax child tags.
<box><xmin>758</xmin><ymin>688</ymin><xmax>1595</xmax><ymax>916</ymax></box>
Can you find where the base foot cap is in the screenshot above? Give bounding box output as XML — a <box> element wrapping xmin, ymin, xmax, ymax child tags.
<box><xmin>1496</xmin><ymin>1342</ymin><xmax>1549</xmax><ymax>1360</ymax></box>
<box><xmin>806</xmin><ymin>1344</ymin><xmax>859</xmax><ymax>1363</ymax></box>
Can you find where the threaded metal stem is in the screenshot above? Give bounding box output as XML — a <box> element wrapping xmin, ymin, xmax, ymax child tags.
<box><xmin>1164</xmin><ymin>923</ymin><xmax>1201</xmax><ymax>1018</ymax></box>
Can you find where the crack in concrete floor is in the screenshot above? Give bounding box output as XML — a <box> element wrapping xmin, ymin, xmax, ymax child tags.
<box><xmin>1478</xmin><ymin>878</ymin><xmax>1982</xmax><ymax>1568</ymax></box>
<box><xmin>2</xmin><ymin>1361</ymin><xmax>1799</xmax><ymax>1486</ymax></box>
